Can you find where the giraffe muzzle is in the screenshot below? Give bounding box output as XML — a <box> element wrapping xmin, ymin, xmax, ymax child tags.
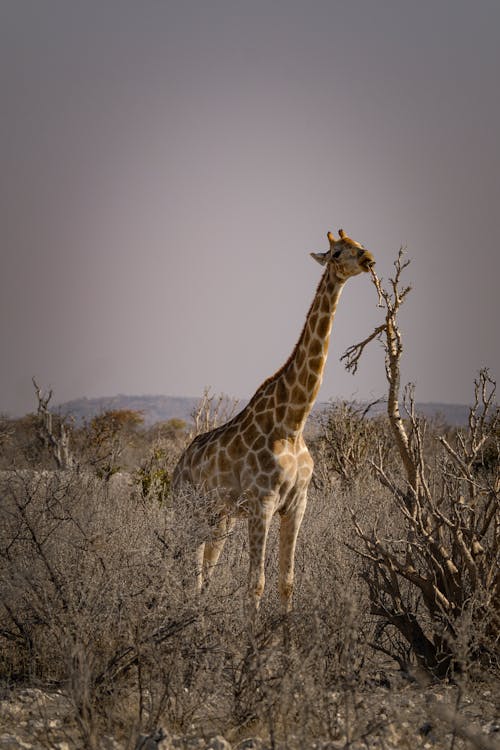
<box><xmin>359</xmin><ymin>251</ymin><xmax>375</xmax><ymax>271</ymax></box>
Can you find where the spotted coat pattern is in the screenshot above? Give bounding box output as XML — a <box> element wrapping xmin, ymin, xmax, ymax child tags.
<box><xmin>173</xmin><ymin>230</ymin><xmax>374</xmax><ymax>612</ymax></box>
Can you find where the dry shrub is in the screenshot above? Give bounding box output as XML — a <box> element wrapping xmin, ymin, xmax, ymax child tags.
<box><xmin>0</xmin><ymin>437</ymin><xmax>497</xmax><ymax>748</ymax></box>
<box><xmin>0</xmin><ymin>469</ymin><xmax>198</xmax><ymax>745</ymax></box>
<box><xmin>312</xmin><ymin>399</ymin><xmax>394</xmax><ymax>490</ymax></box>
<box><xmin>0</xmin><ymin>459</ymin><xmax>382</xmax><ymax>746</ymax></box>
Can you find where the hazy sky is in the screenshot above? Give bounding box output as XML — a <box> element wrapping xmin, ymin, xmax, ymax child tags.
<box><xmin>1</xmin><ymin>0</ymin><xmax>499</xmax><ymax>417</ymax></box>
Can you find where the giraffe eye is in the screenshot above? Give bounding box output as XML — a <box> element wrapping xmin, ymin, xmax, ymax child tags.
<box><xmin>332</xmin><ymin>250</ymin><xmax>342</xmax><ymax>259</ymax></box>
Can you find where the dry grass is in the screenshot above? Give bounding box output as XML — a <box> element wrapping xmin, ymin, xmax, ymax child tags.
<box><xmin>0</xmin><ymin>402</ymin><xmax>498</xmax><ymax>750</ymax></box>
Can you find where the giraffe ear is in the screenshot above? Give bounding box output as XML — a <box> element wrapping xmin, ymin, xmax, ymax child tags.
<box><xmin>310</xmin><ymin>251</ymin><xmax>329</xmax><ymax>266</ymax></box>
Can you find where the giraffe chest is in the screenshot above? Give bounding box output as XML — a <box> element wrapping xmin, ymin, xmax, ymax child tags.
<box><xmin>239</xmin><ymin>436</ymin><xmax>309</xmax><ymax>488</ymax></box>
<box><xmin>221</xmin><ymin>434</ymin><xmax>311</xmax><ymax>500</ymax></box>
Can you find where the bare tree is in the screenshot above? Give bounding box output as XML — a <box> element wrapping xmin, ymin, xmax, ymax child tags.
<box><xmin>32</xmin><ymin>378</ymin><xmax>74</xmax><ymax>469</ymax></box>
<box><xmin>190</xmin><ymin>387</ymin><xmax>240</xmax><ymax>439</ymax></box>
<box><xmin>342</xmin><ymin>251</ymin><xmax>499</xmax><ymax>677</ymax></box>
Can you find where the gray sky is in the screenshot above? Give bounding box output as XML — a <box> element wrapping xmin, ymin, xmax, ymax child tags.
<box><xmin>1</xmin><ymin>0</ymin><xmax>499</xmax><ymax>417</ymax></box>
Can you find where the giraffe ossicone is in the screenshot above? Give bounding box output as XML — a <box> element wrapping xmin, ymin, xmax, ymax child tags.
<box><xmin>173</xmin><ymin>229</ymin><xmax>375</xmax><ymax>613</ymax></box>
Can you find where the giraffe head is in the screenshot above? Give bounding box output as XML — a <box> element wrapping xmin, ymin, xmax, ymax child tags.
<box><xmin>311</xmin><ymin>229</ymin><xmax>375</xmax><ymax>281</ymax></box>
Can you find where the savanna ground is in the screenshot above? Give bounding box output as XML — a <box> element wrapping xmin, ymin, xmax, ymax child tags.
<box><xmin>0</xmin><ymin>255</ymin><xmax>498</xmax><ymax>750</ymax></box>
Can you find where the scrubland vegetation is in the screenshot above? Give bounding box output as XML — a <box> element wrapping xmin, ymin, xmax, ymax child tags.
<box><xmin>0</xmin><ymin>254</ymin><xmax>498</xmax><ymax>749</ymax></box>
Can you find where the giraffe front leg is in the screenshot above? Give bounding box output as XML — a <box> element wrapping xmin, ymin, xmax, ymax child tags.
<box><xmin>194</xmin><ymin>542</ymin><xmax>205</xmax><ymax>594</ymax></box>
<box><xmin>279</xmin><ymin>492</ymin><xmax>307</xmax><ymax>613</ymax></box>
<box><xmin>202</xmin><ymin>515</ymin><xmax>235</xmax><ymax>584</ymax></box>
<box><xmin>247</xmin><ymin>497</ymin><xmax>274</xmax><ymax>614</ymax></box>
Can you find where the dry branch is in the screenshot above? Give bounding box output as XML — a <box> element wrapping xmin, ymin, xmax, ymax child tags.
<box><xmin>342</xmin><ymin>250</ymin><xmax>500</xmax><ymax>677</ymax></box>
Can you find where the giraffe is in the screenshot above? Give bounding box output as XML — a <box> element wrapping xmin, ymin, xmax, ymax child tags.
<box><xmin>173</xmin><ymin>228</ymin><xmax>375</xmax><ymax>613</ymax></box>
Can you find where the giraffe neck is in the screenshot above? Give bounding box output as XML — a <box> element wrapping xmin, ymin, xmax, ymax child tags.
<box><xmin>271</xmin><ymin>267</ymin><xmax>345</xmax><ymax>434</ymax></box>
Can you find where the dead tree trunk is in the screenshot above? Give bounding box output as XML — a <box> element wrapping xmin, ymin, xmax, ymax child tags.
<box><xmin>32</xmin><ymin>378</ymin><xmax>74</xmax><ymax>470</ymax></box>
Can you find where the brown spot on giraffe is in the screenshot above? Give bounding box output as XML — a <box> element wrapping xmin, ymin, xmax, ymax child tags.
<box><xmin>255</xmin><ymin>409</ymin><xmax>274</xmax><ymax>433</ymax></box>
<box><xmin>252</xmin><ymin>434</ymin><xmax>266</xmax><ymax>452</ymax></box>
<box><xmin>316</xmin><ymin>313</ymin><xmax>331</xmax><ymax>340</ymax></box>
<box><xmin>309</xmin><ymin>337</ymin><xmax>323</xmax><ymax>358</ymax></box>
<box><xmin>309</xmin><ymin>355</ymin><xmax>324</xmax><ymax>373</ymax></box>
<box><xmin>290</xmin><ymin>382</ymin><xmax>306</xmax><ymax>404</ymax></box>
<box><xmin>320</xmin><ymin>293</ymin><xmax>332</xmax><ymax>315</ymax></box>
<box><xmin>275</xmin><ymin>403</ymin><xmax>287</xmax><ymax>423</ymax></box>
<box><xmin>217</xmin><ymin>450</ymin><xmax>231</xmax><ymax>474</ymax></box>
<box><xmin>226</xmin><ymin>434</ymin><xmax>245</xmax><ymax>461</ymax></box>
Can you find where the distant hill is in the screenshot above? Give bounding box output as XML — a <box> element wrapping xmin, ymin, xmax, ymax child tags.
<box><xmin>55</xmin><ymin>394</ymin><xmax>201</xmax><ymax>427</ymax></box>
<box><xmin>361</xmin><ymin>400</ymin><xmax>470</xmax><ymax>427</ymax></box>
<box><xmin>55</xmin><ymin>393</ymin><xmax>471</xmax><ymax>428</ymax></box>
